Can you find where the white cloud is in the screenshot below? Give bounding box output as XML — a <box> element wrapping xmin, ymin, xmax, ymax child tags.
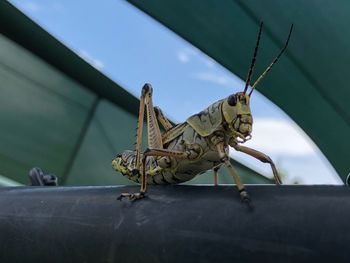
<box><xmin>176</xmin><ymin>47</ymin><xmax>198</xmax><ymax>63</ymax></box>
<box><xmin>14</xmin><ymin>1</ymin><xmax>64</xmax><ymax>14</ymax></box>
<box><xmin>228</xmin><ymin>118</ymin><xmax>318</xmax><ymax>183</ymax></box>
<box><xmin>177</xmin><ymin>51</ymin><xmax>190</xmax><ymax>63</ymax></box>
<box><xmin>78</xmin><ymin>50</ymin><xmax>105</xmax><ymax>70</ymax></box>
<box><xmin>242</xmin><ymin>118</ymin><xmax>316</xmax><ymax>156</ymax></box>
<box><xmin>176</xmin><ymin>47</ymin><xmax>217</xmax><ymax>69</ymax></box>
<box><xmin>203</xmin><ymin>56</ymin><xmax>215</xmax><ymax>68</ymax></box>
<box><xmin>192</xmin><ymin>72</ymin><xmax>235</xmax><ymax>88</ymax></box>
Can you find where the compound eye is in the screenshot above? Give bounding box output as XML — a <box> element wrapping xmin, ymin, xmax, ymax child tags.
<box><xmin>227</xmin><ymin>95</ymin><xmax>237</xmax><ymax>106</ymax></box>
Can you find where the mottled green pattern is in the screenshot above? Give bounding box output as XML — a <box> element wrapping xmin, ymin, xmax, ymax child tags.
<box><xmin>187</xmin><ymin>100</ymin><xmax>223</xmax><ymax>137</ymax></box>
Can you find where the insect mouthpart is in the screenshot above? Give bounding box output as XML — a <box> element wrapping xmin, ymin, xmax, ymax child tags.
<box><xmin>238</xmin><ymin>115</ymin><xmax>253</xmax><ymax>135</ymax></box>
<box><xmin>239</xmin><ymin>123</ymin><xmax>252</xmax><ymax>135</ymax></box>
<box><xmin>230</xmin><ymin>115</ymin><xmax>253</xmax><ymax>143</ymax></box>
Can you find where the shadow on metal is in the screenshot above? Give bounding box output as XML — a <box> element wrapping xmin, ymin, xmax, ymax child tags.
<box><xmin>0</xmin><ymin>185</ymin><xmax>349</xmax><ymax>263</ymax></box>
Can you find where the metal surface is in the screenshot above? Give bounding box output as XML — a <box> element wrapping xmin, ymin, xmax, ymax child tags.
<box><xmin>0</xmin><ymin>185</ymin><xmax>349</xmax><ymax>263</ymax></box>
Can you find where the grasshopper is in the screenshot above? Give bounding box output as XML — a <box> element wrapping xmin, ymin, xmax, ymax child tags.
<box><xmin>112</xmin><ymin>22</ymin><xmax>293</xmax><ymax>202</ymax></box>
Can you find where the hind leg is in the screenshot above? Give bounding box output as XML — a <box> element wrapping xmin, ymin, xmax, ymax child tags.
<box><xmin>118</xmin><ymin>83</ymin><xmax>164</xmax><ymax>201</ymax></box>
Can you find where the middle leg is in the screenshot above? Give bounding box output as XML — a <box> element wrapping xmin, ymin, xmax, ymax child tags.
<box><xmin>216</xmin><ymin>142</ymin><xmax>250</xmax><ymax>202</ymax></box>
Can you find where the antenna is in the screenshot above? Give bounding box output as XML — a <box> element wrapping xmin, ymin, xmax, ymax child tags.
<box><xmin>249</xmin><ymin>24</ymin><xmax>294</xmax><ymax>96</ymax></box>
<box><xmin>243</xmin><ymin>21</ymin><xmax>263</xmax><ymax>95</ymax></box>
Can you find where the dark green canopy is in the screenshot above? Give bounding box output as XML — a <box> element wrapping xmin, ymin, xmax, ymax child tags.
<box><xmin>128</xmin><ymin>0</ymin><xmax>350</xmax><ymax>182</ymax></box>
<box><xmin>0</xmin><ymin>1</ymin><xmax>271</xmax><ymax>186</ymax></box>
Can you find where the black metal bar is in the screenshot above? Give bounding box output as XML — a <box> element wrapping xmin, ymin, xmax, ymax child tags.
<box><xmin>0</xmin><ymin>185</ymin><xmax>349</xmax><ymax>263</ymax></box>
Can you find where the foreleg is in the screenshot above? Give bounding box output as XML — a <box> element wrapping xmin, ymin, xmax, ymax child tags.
<box><xmin>232</xmin><ymin>144</ymin><xmax>282</xmax><ymax>185</ymax></box>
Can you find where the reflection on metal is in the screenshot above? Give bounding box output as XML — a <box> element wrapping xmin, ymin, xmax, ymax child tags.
<box><xmin>0</xmin><ymin>174</ymin><xmax>22</xmax><ymax>186</ymax></box>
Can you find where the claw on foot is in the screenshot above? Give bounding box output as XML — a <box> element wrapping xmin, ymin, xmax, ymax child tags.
<box><xmin>239</xmin><ymin>190</ymin><xmax>251</xmax><ymax>203</ymax></box>
<box><xmin>117</xmin><ymin>192</ymin><xmax>145</xmax><ymax>201</ymax></box>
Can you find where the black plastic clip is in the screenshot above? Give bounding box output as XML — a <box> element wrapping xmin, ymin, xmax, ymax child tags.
<box><xmin>28</xmin><ymin>167</ymin><xmax>58</xmax><ymax>186</ymax></box>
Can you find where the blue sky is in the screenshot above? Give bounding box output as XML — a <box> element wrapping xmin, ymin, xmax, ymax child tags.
<box><xmin>9</xmin><ymin>0</ymin><xmax>342</xmax><ymax>184</ymax></box>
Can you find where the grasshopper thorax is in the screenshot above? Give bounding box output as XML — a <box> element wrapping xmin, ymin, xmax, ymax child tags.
<box><xmin>222</xmin><ymin>92</ymin><xmax>253</xmax><ymax>143</ymax></box>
